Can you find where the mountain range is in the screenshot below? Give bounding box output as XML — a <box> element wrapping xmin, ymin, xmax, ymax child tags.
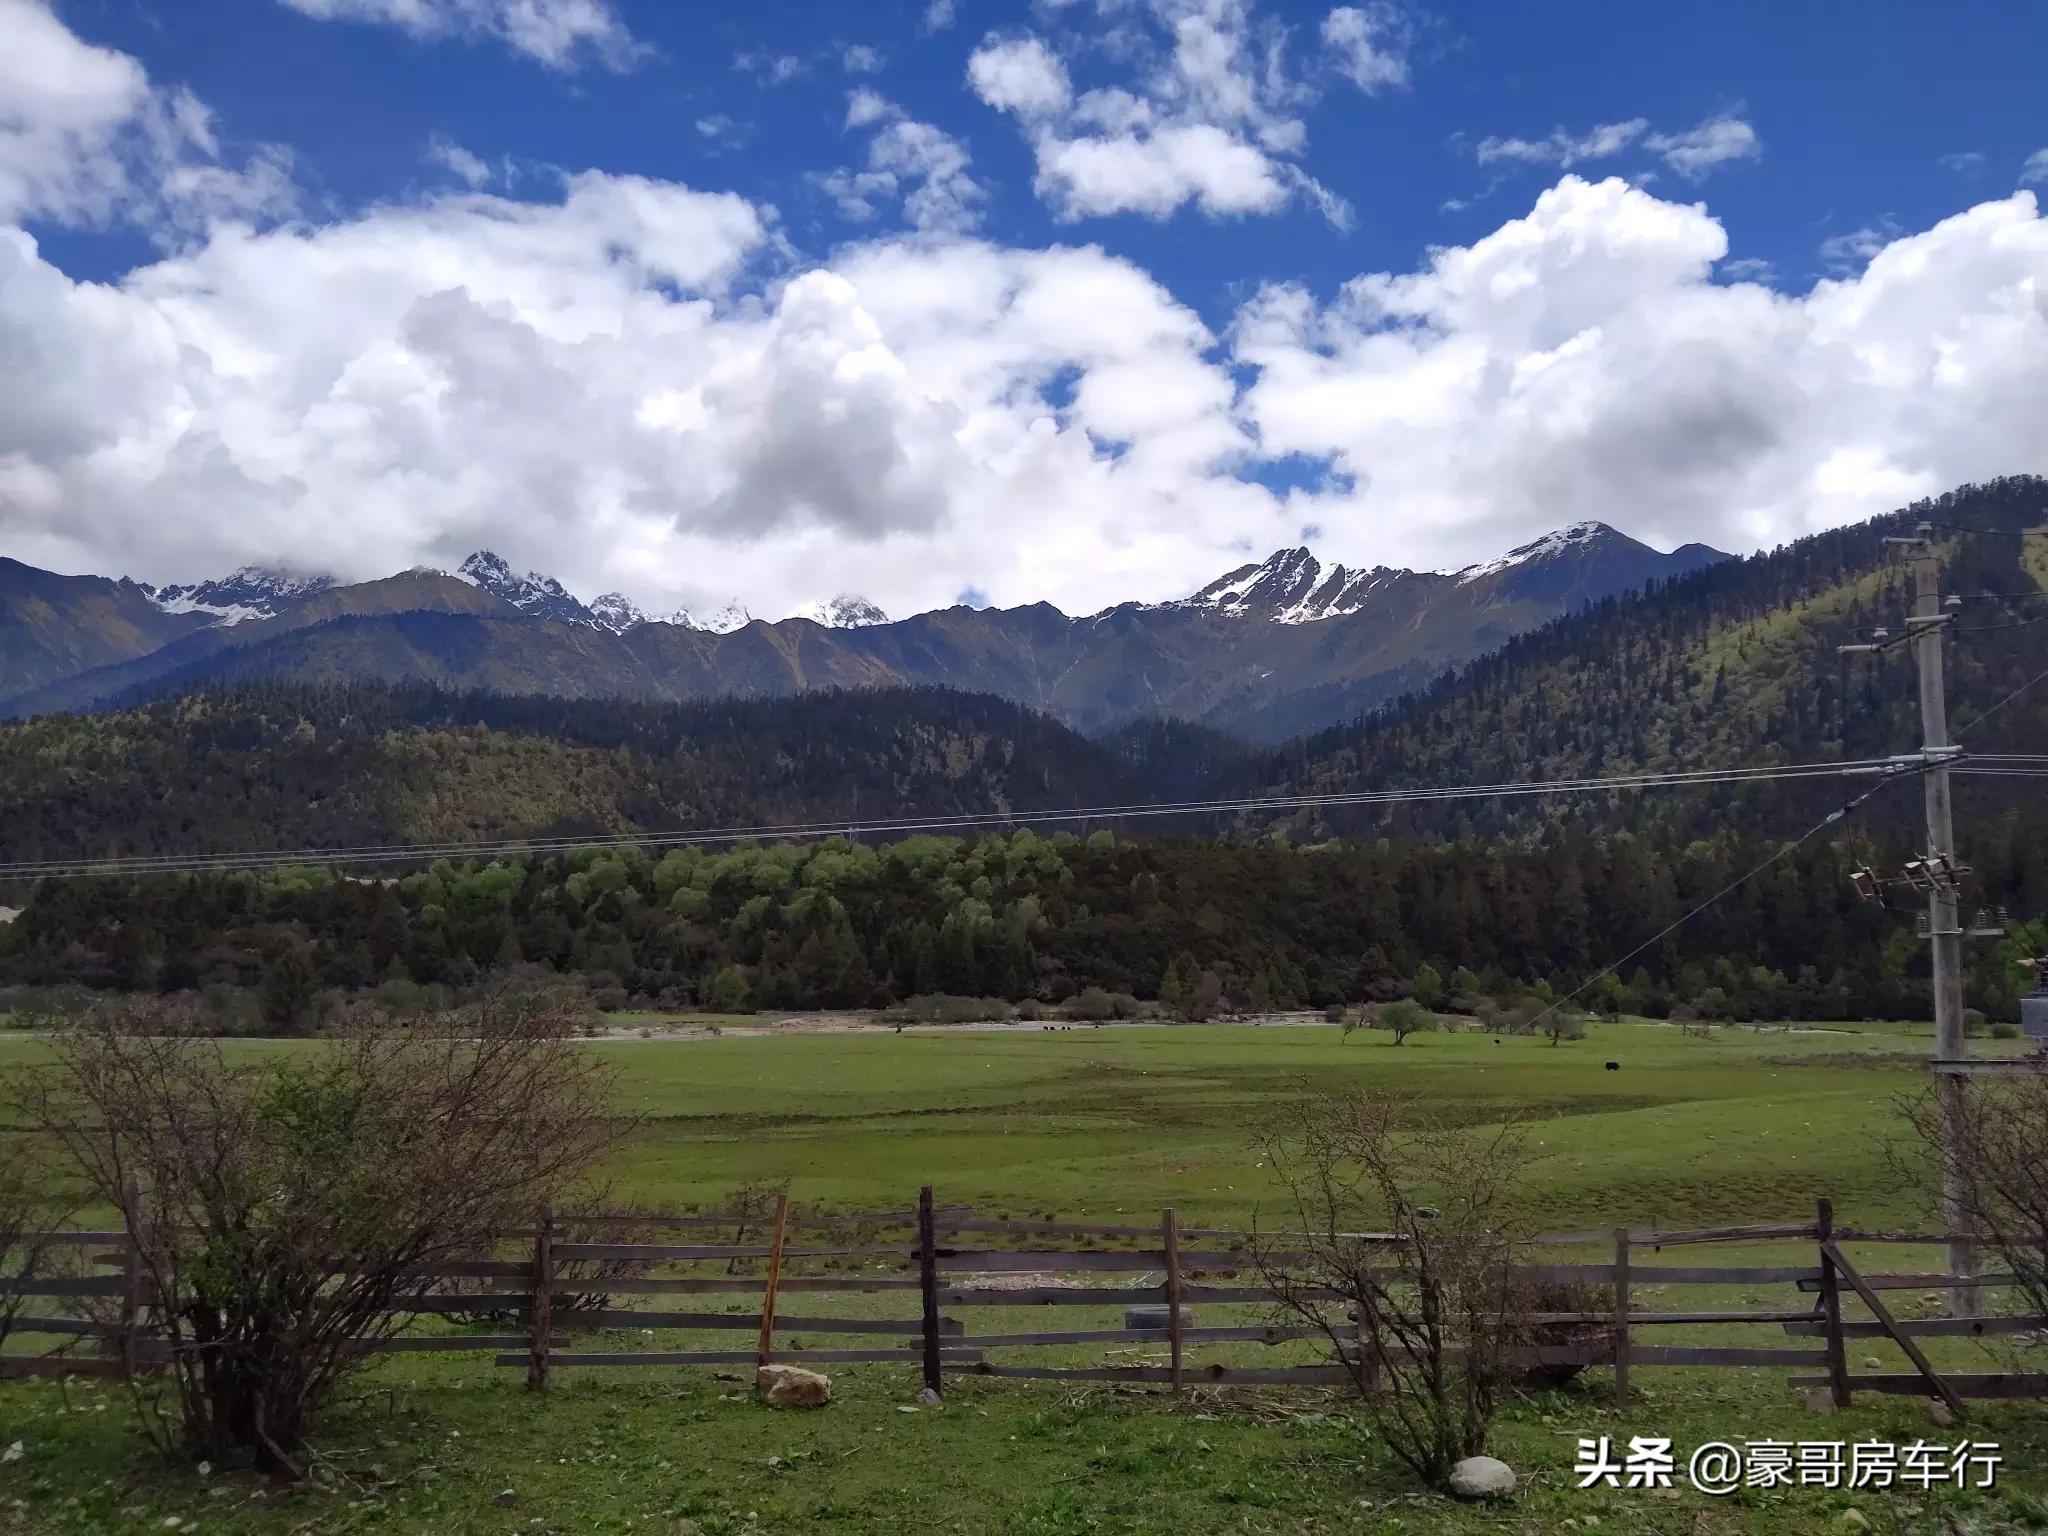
<box><xmin>0</xmin><ymin>521</ymin><xmax>1727</xmax><ymax>737</ymax></box>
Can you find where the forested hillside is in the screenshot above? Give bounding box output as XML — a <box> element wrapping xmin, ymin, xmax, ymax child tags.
<box><xmin>0</xmin><ymin>682</ymin><xmax>1255</xmax><ymax>866</ymax></box>
<box><xmin>1281</xmin><ymin>475</ymin><xmax>2048</xmax><ymax>849</ymax></box>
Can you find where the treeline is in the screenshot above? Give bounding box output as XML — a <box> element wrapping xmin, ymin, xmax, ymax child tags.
<box><xmin>5</xmin><ymin>813</ymin><xmax>2042</xmax><ymax>1028</ymax></box>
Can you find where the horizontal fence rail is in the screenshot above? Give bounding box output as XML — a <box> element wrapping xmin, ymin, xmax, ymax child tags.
<box><xmin>6</xmin><ymin>1192</ymin><xmax>2047</xmax><ymax>1413</ymax></box>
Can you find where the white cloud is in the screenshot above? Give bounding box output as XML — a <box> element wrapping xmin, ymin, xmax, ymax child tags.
<box><xmin>1939</xmin><ymin>151</ymin><xmax>1986</xmax><ymax>173</ymax></box>
<box><xmin>277</xmin><ymin>0</ymin><xmax>642</xmax><ymax>71</ymax></box>
<box><xmin>2023</xmin><ymin>149</ymin><xmax>2048</xmax><ymax>186</ymax></box>
<box><xmin>1474</xmin><ymin>111</ymin><xmax>1758</xmax><ymax>180</ymax></box>
<box><xmin>1476</xmin><ymin>119</ymin><xmax>1648</xmax><ymax>168</ymax></box>
<box><xmin>922</xmin><ymin>0</ymin><xmax>957</xmax><ymax>33</ymax></box>
<box><xmin>0</xmin><ymin>0</ymin><xmax>297</xmax><ymax>233</ymax></box>
<box><xmin>1235</xmin><ymin>177</ymin><xmax>2048</xmax><ymax>572</ymax></box>
<box><xmin>841</xmin><ymin>44</ymin><xmax>884</xmax><ymax>75</ymax></box>
<box><xmin>7</xmin><ymin>1</ymin><xmax>2048</xmax><ymax>633</ymax></box>
<box><xmin>823</xmin><ymin>95</ymin><xmax>984</xmax><ymax>232</ymax></box>
<box><xmin>845</xmin><ymin>88</ymin><xmax>895</xmax><ymax>130</ymax></box>
<box><xmin>425</xmin><ymin>135</ymin><xmax>491</xmax><ymax>188</ymax></box>
<box><xmin>1818</xmin><ymin>220</ymin><xmax>1897</xmax><ymax>271</ymax></box>
<box><xmin>968</xmin><ymin>5</ymin><xmax>1349</xmax><ymax>225</ymax></box>
<box><xmin>1644</xmin><ymin>113</ymin><xmax>1760</xmax><ymax>179</ymax></box>
<box><xmin>734</xmin><ymin>51</ymin><xmax>806</xmax><ymax>85</ymax></box>
<box><xmin>1321</xmin><ymin>4</ymin><xmax>1408</xmax><ymax>94</ymax></box>
<box><xmin>695</xmin><ymin>115</ymin><xmax>752</xmax><ymax>151</ymax></box>
<box><xmin>967</xmin><ymin>36</ymin><xmax>1072</xmax><ymax>118</ymax></box>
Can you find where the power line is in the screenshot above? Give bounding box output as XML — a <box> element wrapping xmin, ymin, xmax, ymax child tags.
<box><xmin>0</xmin><ymin>757</ymin><xmax>1909</xmax><ymax>882</ymax></box>
<box><xmin>1519</xmin><ymin>768</ymin><xmax>1917</xmax><ymax>1033</ymax></box>
<box><xmin>1956</xmin><ymin>661</ymin><xmax>2048</xmax><ymax>737</ymax></box>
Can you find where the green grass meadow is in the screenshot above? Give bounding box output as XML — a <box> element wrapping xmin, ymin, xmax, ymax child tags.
<box><xmin>7</xmin><ymin>1017</ymin><xmax>2048</xmax><ymax>1534</ymax></box>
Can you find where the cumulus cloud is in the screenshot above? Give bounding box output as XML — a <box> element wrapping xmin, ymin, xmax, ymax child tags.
<box><xmin>0</xmin><ymin>0</ymin><xmax>297</xmax><ymax>233</ymax></box>
<box><xmin>277</xmin><ymin>0</ymin><xmax>643</xmax><ymax>71</ymax></box>
<box><xmin>1235</xmin><ymin>176</ymin><xmax>2048</xmax><ymax>571</ymax></box>
<box><xmin>967</xmin><ymin>3</ymin><xmax>1349</xmax><ymax>226</ymax></box>
<box><xmin>1321</xmin><ymin>4</ymin><xmax>1409</xmax><ymax>94</ymax></box>
<box><xmin>7</xmin><ymin>5</ymin><xmax>2048</xmax><ymax>630</ymax></box>
<box><xmin>821</xmin><ymin>94</ymin><xmax>984</xmax><ymax>232</ymax></box>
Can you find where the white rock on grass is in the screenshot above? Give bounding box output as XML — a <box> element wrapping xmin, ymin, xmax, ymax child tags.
<box><xmin>756</xmin><ymin>1363</ymin><xmax>831</xmax><ymax>1408</ymax></box>
<box><xmin>1447</xmin><ymin>1455</ymin><xmax>1515</xmax><ymax>1500</ymax></box>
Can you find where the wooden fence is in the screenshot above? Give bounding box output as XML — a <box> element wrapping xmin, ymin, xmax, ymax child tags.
<box><xmin>6</xmin><ymin>1192</ymin><xmax>2045</xmax><ymax>1412</ymax></box>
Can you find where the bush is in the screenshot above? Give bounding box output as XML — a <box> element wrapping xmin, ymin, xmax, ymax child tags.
<box><xmin>1991</xmin><ymin>1020</ymin><xmax>2023</xmax><ymax>1040</ymax></box>
<box><xmin>1256</xmin><ymin>1094</ymin><xmax>1539</xmax><ymax>1489</ymax></box>
<box><xmin>898</xmin><ymin>994</ymin><xmax>1014</xmax><ymax>1024</ymax></box>
<box><xmin>1068</xmin><ymin>987</ymin><xmax>1141</xmax><ymax>1021</ymax></box>
<box><xmin>1324</xmin><ymin>1002</ymin><xmax>1348</xmax><ymax>1024</ymax></box>
<box><xmin>1964</xmin><ymin>1008</ymin><xmax>1988</xmax><ymax>1037</ymax></box>
<box><xmin>14</xmin><ymin>992</ymin><xmax>626</xmax><ymax>1474</ymax></box>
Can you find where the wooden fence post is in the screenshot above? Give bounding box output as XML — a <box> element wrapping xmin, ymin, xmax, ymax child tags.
<box><xmin>1162</xmin><ymin>1208</ymin><xmax>1184</xmax><ymax>1398</ymax></box>
<box><xmin>527</xmin><ymin>1204</ymin><xmax>553</xmax><ymax>1394</ymax></box>
<box><xmin>756</xmin><ymin>1193</ymin><xmax>790</xmax><ymax>1367</ymax></box>
<box><xmin>1816</xmin><ymin>1198</ymin><xmax>1851</xmax><ymax>1408</ymax></box>
<box><xmin>118</xmin><ymin>1174</ymin><xmax>144</xmax><ymax>1381</ymax></box>
<box><xmin>917</xmin><ymin>1185</ymin><xmax>943</xmax><ymax>1399</ymax></box>
<box><xmin>1611</xmin><ymin>1228</ymin><xmax>1630</xmax><ymax>1412</ymax></box>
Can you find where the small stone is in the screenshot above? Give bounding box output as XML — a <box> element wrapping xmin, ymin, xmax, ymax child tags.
<box><xmin>712</xmin><ymin>1371</ymin><xmax>741</xmax><ymax>1382</ymax></box>
<box><xmin>756</xmin><ymin>1363</ymin><xmax>831</xmax><ymax>1408</ymax></box>
<box><xmin>1862</xmin><ymin>1356</ymin><xmax>1883</xmax><ymax>1369</ymax></box>
<box><xmin>0</xmin><ymin>1443</ymin><xmax>20</xmax><ymax>1465</ymax></box>
<box><xmin>896</xmin><ymin>1405</ymin><xmax>919</xmax><ymax>1414</ymax></box>
<box><xmin>493</xmin><ymin>1490</ymin><xmax>519</xmax><ymax>1508</ymax></box>
<box><xmin>1925</xmin><ymin>1398</ymin><xmax>1955</xmax><ymax>1428</ymax></box>
<box><xmin>918</xmin><ymin>1387</ymin><xmax>943</xmax><ymax>1407</ymax></box>
<box><xmin>1446</xmin><ymin>1455</ymin><xmax>1515</xmax><ymax>1500</ymax></box>
<box><xmin>1841</xmin><ymin>1511</ymin><xmax>1869</xmax><ymax>1531</ymax></box>
<box><xmin>675</xmin><ymin>1522</ymin><xmax>702</xmax><ymax>1536</ymax></box>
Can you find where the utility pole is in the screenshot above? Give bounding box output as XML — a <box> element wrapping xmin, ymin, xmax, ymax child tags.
<box><xmin>1846</xmin><ymin>523</ymin><xmax>1974</xmax><ymax>1313</ymax></box>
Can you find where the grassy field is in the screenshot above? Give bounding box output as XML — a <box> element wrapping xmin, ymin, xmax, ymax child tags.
<box><xmin>6</xmin><ymin>1015</ymin><xmax>2048</xmax><ymax>1534</ymax></box>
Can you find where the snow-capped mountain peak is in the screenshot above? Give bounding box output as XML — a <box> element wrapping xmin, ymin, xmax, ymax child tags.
<box><xmin>148</xmin><ymin>565</ymin><xmax>335</xmax><ymax>625</ymax></box>
<box><xmin>456</xmin><ymin>550</ymin><xmax>597</xmax><ymax>627</ymax></box>
<box><xmin>587</xmin><ymin>592</ymin><xmax>650</xmax><ymax>633</ymax></box>
<box><xmin>1179</xmin><ymin>548</ymin><xmax>1416</xmax><ymax>625</ymax></box>
<box><xmin>794</xmin><ymin>594</ymin><xmax>889</xmax><ymax>628</ymax></box>
<box><xmin>1452</xmin><ymin>521</ymin><xmax>1622</xmax><ymax>584</ymax></box>
<box><xmin>691</xmin><ymin>600</ymin><xmax>753</xmax><ymax>635</ymax></box>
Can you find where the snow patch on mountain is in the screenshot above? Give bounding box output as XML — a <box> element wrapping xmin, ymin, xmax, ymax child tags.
<box><xmin>686</xmin><ymin>600</ymin><xmax>753</xmax><ymax>635</ymax></box>
<box><xmin>457</xmin><ymin>551</ymin><xmax>596</xmax><ymax>626</ymax></box>
<box><xmin>588</xmin><ymin>592</ymin><xmax>649</xmax><ymax>632</ymax></box>
<box><xmin>148</xmin><ymin>566</ymin><xmax>334</xmax><ymax>625</ymax></box>
<box><xmin>794</xmin><ymin>594</ymin><xmax>889</xmax><ymax>628</ymax></box>
<box><xmin>1452</xmin><ymin>521</ymin><xmax>1616</xmax><ymax>584</ymax></box>
<box><xmin>1178</xmin><ymin>548</ymin><xmax>1417</xmax><ymax>625</ymax></box>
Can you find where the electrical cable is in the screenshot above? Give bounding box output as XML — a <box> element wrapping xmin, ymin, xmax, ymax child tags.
<box><xmin>0</xmin><ymin>757</ymin><xmax>1908</xmax><ymax>881</ymax></box>
<box><xmin>1956</xmin><ymin>661</ymin><xmax>2048</xmax><ymax>738</ymax></box>
<box><xmin>1512</xmin><ymin>767</ymin><xmax>1918</xmax><ymax>1035</ymax></box>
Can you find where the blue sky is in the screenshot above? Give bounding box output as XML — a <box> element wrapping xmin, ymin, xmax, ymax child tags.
<box><xmin>4</xmin><ymin>0</ymin><xmax>2046</xmax><ymax>621</ymax></box>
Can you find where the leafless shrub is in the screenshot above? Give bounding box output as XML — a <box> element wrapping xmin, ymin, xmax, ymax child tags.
<box><xmin>1253</xmin><ymin>1093</ymin><xmax>1538</xmax><ymax>1491</ymax></box>
<box><xmin>1898</xmin><ymin>1075</ymin><xmax>2048</xmax><ymax>1336</ymax></box>
<box><xmin>435</xmin><ymin>1202</ymin><xmax>667</xmax><ymax>1328</ymax></box>
<box><xmin>10</xmin><ymin>993</ymin><xmax>627</xmax><ymax>1475</ymax></box>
